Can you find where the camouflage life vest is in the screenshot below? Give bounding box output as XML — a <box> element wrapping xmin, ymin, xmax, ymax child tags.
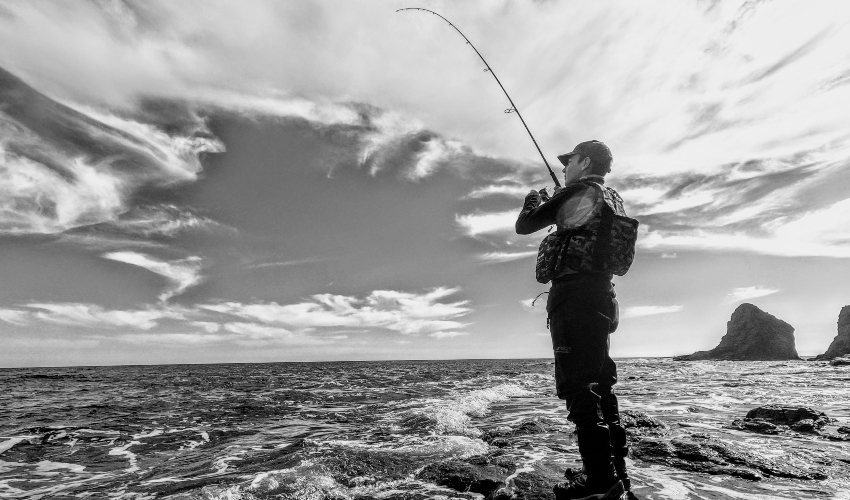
<box><xmin>535</xmin><ymin>181</ymin><xmax>639</xmax><ymax>284</ymax></box>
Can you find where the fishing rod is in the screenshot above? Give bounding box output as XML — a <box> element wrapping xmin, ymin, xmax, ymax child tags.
<box><xmin>397</xmin><ymin>7</ymin><xmax>561</xmax><ymax>188</ymax></box>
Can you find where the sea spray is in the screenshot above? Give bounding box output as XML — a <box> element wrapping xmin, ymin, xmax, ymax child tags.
<box><xmin>397</xmin><ymin>383</ymin><xmax>534</xmax><ymax>437</ymax></box>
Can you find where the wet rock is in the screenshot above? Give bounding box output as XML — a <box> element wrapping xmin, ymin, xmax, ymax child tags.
<box><xmin>790</xmin><ymin>419</ymin><xmax>820</xmax><ymax>434</ymax></box>
<box><xmin>416</xmin><ymin>454</ymin><xmax>517</xmax><ymax>497</ymax></box>
<box><xmin>492</xmin><ymin>471</ymin><xmax>558</xmax><ymax>500</ymax></box>
<box><xmin>621</xmin><ymin>410</ymin><xmax>666</xmax><ymax>429</ymax></box>
<box><xmin>620</xmin><ymin>410</ymin><xmax>668</xmax><ymax>438</ymax></box>
<box><xmin>729</xmin><ymin>406</ymin><xmax>830</xmax><ymax>436</ymax></box>
<box><xmin>325</xmin><ymin>446</ymin><xmax>421</xmax><ymax>487</ymax></box>
<box><xmin>481</xmin><ymin>418</ymin><xmax>557</xmax><ymax>443</ymax></box>
<box><xmin>829</xmin><ymin>357</ymin><xmax>850</xmax><ymax>366</ymax></box>
<box><xmin>837</xmin><ymin>426</ymin><xmax>850</xmax><ymax>434</ymax></box>
<box><xmin>815</xmin><ymin>306</ymin><xmax>850</xmax><ymax>360</ymax></box>
<box><xmin>745</xmin><ymin>405</ymin><xmax>830</xmax><ymax>428</ymax></box>
<box><xmin>631</xmin><ymin>433</ymin><xmax>826</xmax><ymax>481</ymax></box>
<box><xmin>489</xmin><ymin>437</ymin><xmax>511</xmax><ymax>448</ymax></box>
<box><xmin>674</xmin><ymin>303</ymin><xmax>800</xmax><ymax>360</ymax></box>
<box><xmin>728</xmin><ymin>419</ymin><xmax>782</xmax><ymax>435</ymax></box>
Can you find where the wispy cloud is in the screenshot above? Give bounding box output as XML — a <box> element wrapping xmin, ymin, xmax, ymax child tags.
<box><xmin>478</xmin><ymin>251</ymin><xmax>537</xmax><ymax>263</ymax></box>
<box><xmin>430</xmin><ymin>331</ymin><xmax>469</xmax><ymax>339</ymax></box>
<box><xmin>456</xmin><ymin>211</ymin><xmax>517</xmax><ymax>237</ymax></box>
<box><xmin>25</xmin><ymin>303</ymin><xmax>181</xmax><ymax>330</ymax></box>
<box><xmin>520</xmin><ymin>298</ymin><xmax>546</xmax><ymax>314</ymax></box>
<box><xmin>245</xmin><ymin>258</ymin><xmax>323</xmax><ymax>270</ymax></box>
<box><xmin>200</xmin><ymin>287</ymin><xmax>472</xmax><ymax>336</ymax></box>
<box><xmin>0</xmin><ymin>68</ymin><xmax>224</xmax><ymax>237</ymax></box>
<box><xmin>725</xmin><ymin>286</ymin><xmax>780</xmax><ymax>303</ymax></box>
<box><xmin>223</xmin><ymin>322</ymin><xmax>325</xmax><ymax>346</ymax></box>
<box><xmin>103</xmin><ymin>205</ymin><xmax>232</xmax><ymax>238</ymax></box>
<box><xmin>465</xmin><ymin>185</ymin><xmax>531</xmax><ymax>199</ymax></box>
<box><xmin>0</xmin><ymin>309</ymin><xmax>30</xmax><ymax>326</ymax></box>
<box><xmin>0</xmin><ymin>287</ymin><xmax>473</xmax><ymax>346</ymax></box>
<box><xmin>621</xmin><ymin>305</ymin><xmax>684</xmax><ymax>319</ymax></box>
<box><xmin>102</xmin><ymin>251</ymin><xmax>204</xmax><ymax>302</ymax></box>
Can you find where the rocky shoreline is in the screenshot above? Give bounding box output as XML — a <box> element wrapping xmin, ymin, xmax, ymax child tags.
<box><xmin>403</xmin><ymin>402</ymin><xmax>850</xmax><ymax>499</ymax></box>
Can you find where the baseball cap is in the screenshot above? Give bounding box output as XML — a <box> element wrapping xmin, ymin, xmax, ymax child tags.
<box><xmin>557</xmin><ymin>140</ymin><xmax>613</xmax><ymax>170</ymax></box>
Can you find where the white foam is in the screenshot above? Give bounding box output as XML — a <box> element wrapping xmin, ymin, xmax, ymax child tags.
<box><xmin>108</xmin><ymin>441</ymin><xmax>140</xmax><ymax>473</ymax></box>
<box><xmin>34</xmin><ymin>460</ymin><xmax>86</xmax><ymax>473</ymax></box>
<box><xmin>322</xmin><ymin>435</ymin><xmax>488</xmax><ymax>460</ymax></box>
<box><xmin>133</xmin><ymin>429</ymin><xmax>163</xmax><ymax>439</ymax></box>
<box><xmin>0</xmin><ymin>438</ymin><xmax>25</xmax><ymax>455</ymax></box>
<box><xmin>212</xmin><ymin>453</ymin><xmax>245</xmax><ymax>474</ymax></box>
<box><xmin>403</xmin><ymin>383</ymin><xmax>535</xmax><ymax>437</ymax></box>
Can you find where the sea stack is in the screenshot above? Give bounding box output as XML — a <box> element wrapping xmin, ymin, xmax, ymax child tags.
<box><xmin>814</xmin><ymin>306</ymin><xmax>850</xmax><ymax>360</ymax></box>
<box><xmin>674</xmin><ymin>303</ymin><xmax>800</xmax><ymax>361</ymax></box>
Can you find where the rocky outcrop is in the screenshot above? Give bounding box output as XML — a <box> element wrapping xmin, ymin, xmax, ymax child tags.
<box><xmin>417</xmin><ymin>455</ymin><xmax>517</xmax><ymax>497</ymax></box>
<box><xmin>728</xmin><ymin>405</ymin><xmax>830</xmax><ymax>435</ymax></box>
<box><xmin>674</xmin><ymin>303</ymin><xmax>799</xmax><ymax>361</ymax></box>
<box><xmin>631</xmin><ymin>433</ymin><xmax>827</xmax><ymax>481</ymax></box>
<box><xmin>815</xmin><ymin>306</ymin><xmax>850</xmax><ymax>360</ymax></box>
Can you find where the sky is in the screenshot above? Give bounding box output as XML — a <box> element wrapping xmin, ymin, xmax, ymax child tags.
<box><xmin>2</xmin><ymin>0</ymin><xmax>850</xmax><ymax>367</ymax></box>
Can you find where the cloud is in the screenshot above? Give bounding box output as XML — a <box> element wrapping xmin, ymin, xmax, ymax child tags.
<box><xmin>0</xmin><ymin>67</ymin><xmax>225</xmax><ymax>237</ymax></box>
<box><xmin>0</xmin><ymin>309</ymin><xmax>30</xmax><ymax>326</ymax></box>
<box><xmin>191</xmin><ymin>321</ymin><xmax>221</xmax><ymax>333</ymax></box>
<box><xmin>223</xmin><ymin>322</ymin><xmax>325</xmax><ymax>345</ymax></box>
<box><xmin>725</xmin><ymin>286</ymin><xmax>779</xmax><ymax>303</ymax></box>
<box><xmin>460</xmin><ymin>150</ymin><xmax>850</xmax><ymax>259</ymax></box>
<box><xmin>245</xmin><ymin>257</ymin><xmax>324</xmax><ymax>270</ymax></box>
<box><xmin>465</xmin><ymin>185</ymin><xmax>531</xmax><ymax>199</ymax></box>
<box><xmin>3</xmin><ymin>1</ymin><xmax>850</xmax><ymax>177</ymax></box>
<box><xmin>115</xmin><ymin>332</ymin><xmax>230</xmax><ymax>345</ymax></box>
<box><xmin>456</xmin><ymin>210</ymin><xmax>517</xmax><ymax>237</ymax></box>
<box><xmin>6</xmin><ymin>1</ymin><xmax>850</xmax><ymax>261</ymax></box>
<box><xmin>430</xmin><ymin>331</ymin><xmax>469</xmax><ymax>339</ymax></box>
<box><xmin>102</xmin><ymin>251</ymin><xmax>204</xmax><ymax>302</ymax></box>
<box><xmin>100</xmin><ymin>205</ymin><xmax>232</xmax><ymax>239</ymax></box>
<box><xmin>520</xmin><ymin>297</ymin><xmax>546</xmax><ymax>314</ymax></box>
<box><xmin>200</xmin><ymin>287</ymin><xmax>472</xmax><ymax>336</ymax></box>
<box><xmin>621</xmin><ymin>305</ymin><xmax>684</xmax><ymax>319</ymax></box>
<box><xmin>25</xmin><ymin>303</ymin><xmax>180</xmax><ymax>330</ymax></box>
<box><xmin>0</xmin><ymin>286</ymin><xmax>472</xmax><ymax>348</ymax></box>
<box><xmin>478</xmin><ymin>251</ymin><xmax>537</xmax><ymax>263</ymax></box>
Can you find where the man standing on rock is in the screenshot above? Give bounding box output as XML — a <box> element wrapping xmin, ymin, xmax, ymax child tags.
<box><xmin>516</xmin><ymin>140</ymin><xmax>635</xmax><ymax>500</ymax></box>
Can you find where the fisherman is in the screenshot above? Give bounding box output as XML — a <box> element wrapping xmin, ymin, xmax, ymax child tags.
<box><xmin>516</xmin><ymin>140</ymin><xmax>633</xmax><ymax>500</ymax></box>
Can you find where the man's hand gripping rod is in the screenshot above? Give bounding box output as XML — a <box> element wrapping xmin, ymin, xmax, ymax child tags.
<box><xmin>397</xmin><ymin>8</ymin><xmax>561</xmax><ymax>188</ymax></box>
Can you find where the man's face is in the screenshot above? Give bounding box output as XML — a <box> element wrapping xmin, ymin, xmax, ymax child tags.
<box><xmin>561</xmin><ymin>154</ymin><xmax>584</xmax><ymax>184</ymax></box>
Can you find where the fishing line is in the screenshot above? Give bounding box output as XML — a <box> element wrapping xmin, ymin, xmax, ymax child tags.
<box><xmin>397</xmin><ymin>7</ymin><xmax>561</xmax><ymax>187</ymax></box>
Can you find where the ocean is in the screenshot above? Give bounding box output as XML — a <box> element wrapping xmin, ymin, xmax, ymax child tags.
<box><xmin>2</xmin><ymin>358</ymin><xmax>849</xmax><ymax>499</ymax></box>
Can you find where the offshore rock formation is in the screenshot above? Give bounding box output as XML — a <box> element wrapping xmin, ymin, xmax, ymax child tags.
<box><xmin>814</xmin><ymin>306</ymin><xmax>850</xmax><ymax>360</ymax></box>
<box><xmin>674</xmin><ymin>303</ymin><xmax>800</xmax><ymax>361</ymax></box>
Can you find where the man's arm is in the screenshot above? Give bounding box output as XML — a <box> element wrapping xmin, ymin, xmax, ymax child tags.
<box><xmin>515</xmin><ymin>190</ymin><xmax>558</xmax><ymax>235</ymax></box>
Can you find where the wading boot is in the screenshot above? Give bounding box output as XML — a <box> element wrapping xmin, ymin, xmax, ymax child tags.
<box><xmin>553</xmin><ymin>475</ymin><xmax>624</xmax><ymax>500</ymax></box>
<box><xmin>554</xmin><ymin>421</ymin><xmax>624</xmax><ymax>499</ymax></box>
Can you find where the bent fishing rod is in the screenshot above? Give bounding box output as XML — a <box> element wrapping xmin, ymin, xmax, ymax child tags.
<box><xmin>397</xmin><ymin>7</ymin><xmax>561</xmax><ymax>188</ymax></box>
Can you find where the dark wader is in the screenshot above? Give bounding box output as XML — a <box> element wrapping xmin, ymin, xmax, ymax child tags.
<box><xmin>547</xmin><ymin>274</ymin><xmax>629</xmax><ymax>486</ymax></box>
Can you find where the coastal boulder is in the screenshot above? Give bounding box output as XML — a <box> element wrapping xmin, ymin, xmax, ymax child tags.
<box><xmin>815</xmin><ymin>306</ymin><xmax>850</xmax><ymax>360</ymax></box>
<box><xmin>417</xmin><ymin>455</ymin><xmax>517</xmax><ymax>497</ymax></box>
<box><xmin>674</xmin><ymin>303</ymin><xmax>799</xmax><ymax>361</ymax></box>
<box><xmin>728</xmin><ymin>405</ymin><xmax>830</xmax><ymax>436</ymax></box>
